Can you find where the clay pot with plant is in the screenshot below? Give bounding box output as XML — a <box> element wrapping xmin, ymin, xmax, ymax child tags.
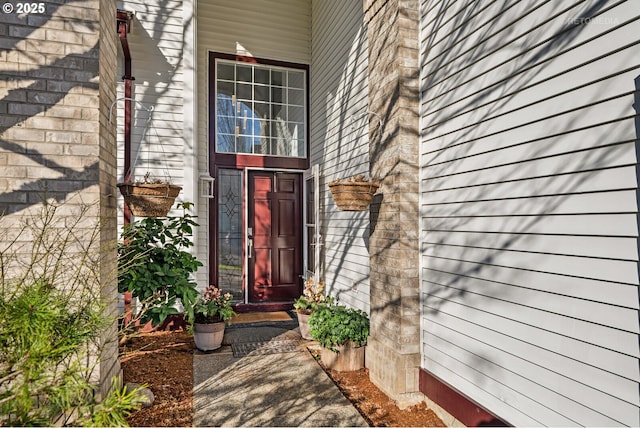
<box><xmin>293</xmin><ymin>277</ymin><xmax>332</xmax><ymax>340</ymax></box>
<box><xmin>186</xmin><ymin>284</ymin><xmax>237</xmax><ymax>351</ymax></box>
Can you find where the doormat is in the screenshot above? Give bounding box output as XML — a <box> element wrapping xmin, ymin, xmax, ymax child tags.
<box><xmin>230</xmin><ymin>311</ymin><xmax>292</xmax><ymax>325</ymax></box>
<box><xmin>231</xmin><ymin>339</ymin><xmax>304</xmax><ymax>358</ymax></box>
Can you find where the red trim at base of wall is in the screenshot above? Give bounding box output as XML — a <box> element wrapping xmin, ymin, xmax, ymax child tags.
<box><xmin>419</xmin><ymin>368</ymin><xmax>510</xmax><ymax>427</ymax></box>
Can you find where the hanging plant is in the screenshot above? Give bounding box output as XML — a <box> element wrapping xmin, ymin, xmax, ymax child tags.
<box><xmin>328</xmin><ymin>175</ymin><xmax>380</xmax><ymax>211</ymax></box>
<box><xmin>118</xmin><ymin>173</ymin><xmax>182</xmax><ymax>218</ymax></box>
<box><xmin>111</xmin><ymin>98</ymin><xmax>182</xmax><ymax>217</ymax></box>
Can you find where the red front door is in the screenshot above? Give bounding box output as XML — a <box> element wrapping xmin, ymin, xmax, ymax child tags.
<box><xmin>248</xmin><ymin>171</ymin><xmax>303</xmax><ymax>302</ymax></box>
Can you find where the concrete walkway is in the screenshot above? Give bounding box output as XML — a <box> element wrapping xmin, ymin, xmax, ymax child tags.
<box><xmin>193</xmin><ymin>318</ymin><xmax>368</xmax><ymax>427</ymax></box>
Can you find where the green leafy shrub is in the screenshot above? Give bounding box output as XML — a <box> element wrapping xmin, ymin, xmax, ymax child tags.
<box><xmin>0</xmin><ymin>200</ymin><xmax>143</xmax><ymax>426</ymax></box>
<box><xmin>308</xmin><ymin>304</ymin><xmax>369</xmax><ymax>352</ymax></box>
<box><xmin>118</xmin><ymin>202</ymin><xmax>202</xmax><ymax>327</ymax></box>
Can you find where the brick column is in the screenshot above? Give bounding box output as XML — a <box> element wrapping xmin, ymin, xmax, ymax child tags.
<box><xmin>96</xmin><ymin>0</ymin><xmax>120</xmax><ymax>398</ymax></box>
<box><xmin>365</xmin><ymin>0</ymin><xmax>422</xmax><ymax>407</ymax></box>
<box><xmin>0</xmin><ymin>0</ymin><xmax>119</xmax><ymax>396</ymax></box>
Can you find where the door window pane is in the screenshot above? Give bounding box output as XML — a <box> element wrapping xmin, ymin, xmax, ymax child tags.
<box><xmin>271</xmin><ymin>70</ymin><xmax>284</xmax><ymax>86</ymax></box>
<box><xmin>236</xmin><ymin>83</ymin><xmax>252</xmax><ymax>101</ymax></box>
<box><xmin>237</xmin><ymin>65</ymin><xmax>252</xmax><ymax>82</ymax></box>
<box><xmin>218</xmin><ymin>169</ymin><xmax>243</xmax><ymax>301</ymax></box>
<box><xmin>306</xmin><ymin>227</ymin><xmax>315</xmax><ymax>274</ymax></box>
<box><xmin>288</xmin><ymin>106</ymin><xmax>304</xmax><ymax>123</ymax></box>
<box><xmin>271</xmin><ymin>87</ymin><xmax>284</xmax><ymax>104</ymax></box>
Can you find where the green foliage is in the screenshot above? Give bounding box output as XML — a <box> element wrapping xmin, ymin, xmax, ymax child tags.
<box><xmin>308</xmin><ymin>304</ymin><xmax>370</xmax><ymax>352</ymax></box>
<box><xmin>0</xmin><ymin>199</ymin><xmax>144</xmax><ymax>426</ymax></box>
<box><xmin>293</xmin><ymin>278</ymin><xmax>333</xmax><ymax>314</ymax></box>
<box><xmin>0</xmin><ymin>280</ymin><xmax>103</xmax><ymax>425</ymax></box>
<box><xmin>293</xmin><ymin>295</ymin><xmax>314</xmax><ymax>313</ymax></box>
<box><xmin>187</xmin><ymin>284</ymin><xmax>237</xmax><ymax>326</ymax></box>
<box><xmin>87</xmin><ymin>380</ymin><xmax>147</xmax><ymax>427</ymax></box>
<box><xmin>118</xmin><ymin>202</ymin><xmax>202</xmax><ymax>327</ymax></box>
<box><xmin>293</xmin><ymin>295</ymin><xmax>333</xmax><ymax>314</ymax></box>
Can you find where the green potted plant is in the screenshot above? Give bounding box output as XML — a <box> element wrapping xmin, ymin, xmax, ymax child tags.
<box><xmin>117</xmin><ymin>201</ymin><xmax>201</xmax><ymax>331</ymax></box>
<box><xmin>186</xmin><ymin>284</ymin><xmax>237</xmax><ymax>351</ymax></box>
<box><xmin>308</xmin><ymin>304</ymin><xmax>369</xmax><ymax>371</ymax></box>
<box><xmin>293</xmin><ymin>277</ymin><xmax>332</xmax><ymax>340</ymax></box>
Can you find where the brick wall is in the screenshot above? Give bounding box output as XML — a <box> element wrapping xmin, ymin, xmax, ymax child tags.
<box><xmin>97</xmin><ymin>0</ymin><xmax>120</xmax><ymax>398</ymax></box>
<box><xmin>364</xmin><ymin>0</ymin><xmax>422</xmax><ymax>406</ymax></box>
<box><xmin>0</xmin><ymin>0</ymin><xmax>119</xmax><ymax>396</ymax></box>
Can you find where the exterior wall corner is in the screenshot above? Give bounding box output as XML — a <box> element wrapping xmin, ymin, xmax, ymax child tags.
<box><xmin>365</xmin><ymin>0</ymin><xmax>422</xmax><ymax>402</ymax></box>
<box><xmin>0</xmin><ymin>0</ymin><xmax>120</xmax><ymax>399</ymax></box>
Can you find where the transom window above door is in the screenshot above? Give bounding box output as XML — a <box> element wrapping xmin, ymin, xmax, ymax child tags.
<box><xmin>215</xmin><ymin>58</ymin><xmax>307</xmax><ymax>158</ymax></box>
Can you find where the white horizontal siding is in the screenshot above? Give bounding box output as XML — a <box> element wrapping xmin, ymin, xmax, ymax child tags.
<box><xmin>423</xmin><ymin>256</ymin><xmax>639</xmax><ymax>308</ymax></box>
<box><xmin>423</xmin><ymin>274</ymin><xmax>638</xmax><ymax>352</ymax></box>
<box><xmin>419</xmin><ymin>0</ymin><xmax>640</xmax><ymax>426</ymax></box>
<box><xmin>116</xmin><ymin>2</ymin><xmax>207</xmax><ymax>284</ymax></box>
<box><xmin>424</xmin><ymin>325</ymin><xmax>634</xmax><ymax>426</ymax></box>
<box><xmin>423</xmin><ymin>165</ymin><xmax>638</xmax><ymax>202</ymax></box>
<box><xmin>422</xmin><ymin>282</ymin><xmax>639</xmax><ymax>375</ymax></box>
<box><xmin>116</xmin><ymin>0</ymin><xmax>186</xmax><ymax>216</ymax></box>
<box><xmin>197</xmin><ymin>0</ymin><xmax>310</xmax><ymax>65</ymax></box>
<box><xmin>310</xmin><ymin>0</ymin><xmax>370</xmax><ymax>313</ymax></box>
<box><xmin>424</xmin><ymin>230</ymin><xmax>638</xmax><ymax>261</ymax></box>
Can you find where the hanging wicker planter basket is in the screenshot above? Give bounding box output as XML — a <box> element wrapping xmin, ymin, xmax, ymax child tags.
<box><xmin>109</xmin><ymin>98</ymin><xmax>185</xmax><ymax>218</ymax></box>
<box><xmin>328</xmin><ymin>175</ymin><xmax>380</xmax><ymax>211</ymax></box>
<box><xmin>117</xmin><ymin>182</ymin><xmax>182</xmax><ymax>217</ymax></box>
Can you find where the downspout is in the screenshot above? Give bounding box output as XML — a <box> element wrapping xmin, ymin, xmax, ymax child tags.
<box><xmin>117</xmin><ymin>9</ymin><xmax>134</xmax><ymax>224</ymax></box>
<box><xmin>117</xmin><ymin>10</ymin><xmax>135</xmax><ymax>326</ymax></box>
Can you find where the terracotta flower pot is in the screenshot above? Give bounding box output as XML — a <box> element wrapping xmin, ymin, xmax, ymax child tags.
<box><xmin>296</xmin><ymin>311</ymin><xmax>312</xmax><ymax>340</ymax></box>
<box><xmin>193</xmin><ymin>321</ymin><xmax>225</xmax><ymax>351</ymax></box>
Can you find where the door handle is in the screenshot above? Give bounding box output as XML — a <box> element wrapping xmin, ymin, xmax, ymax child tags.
<box><xmin>247</xmin><ymin>238</ymin><xmax>253</xmax><ymax>258</ymax></box>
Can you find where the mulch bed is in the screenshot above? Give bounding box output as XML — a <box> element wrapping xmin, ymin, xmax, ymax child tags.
<box><xmin>120</xmin><ymin>330</ymin><xmax>445</xmax><ymax>427</ymax></box>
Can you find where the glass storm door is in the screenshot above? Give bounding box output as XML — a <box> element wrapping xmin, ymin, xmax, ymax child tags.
<box><xmin>248</xmin><ymin>171</ymin><xmax>303</xmax><ymax>302</ymax></box>
<box><xmin>304</xmin><ymin>165</ymin><xmax>320</xmax><ymax>282</ymax></box>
